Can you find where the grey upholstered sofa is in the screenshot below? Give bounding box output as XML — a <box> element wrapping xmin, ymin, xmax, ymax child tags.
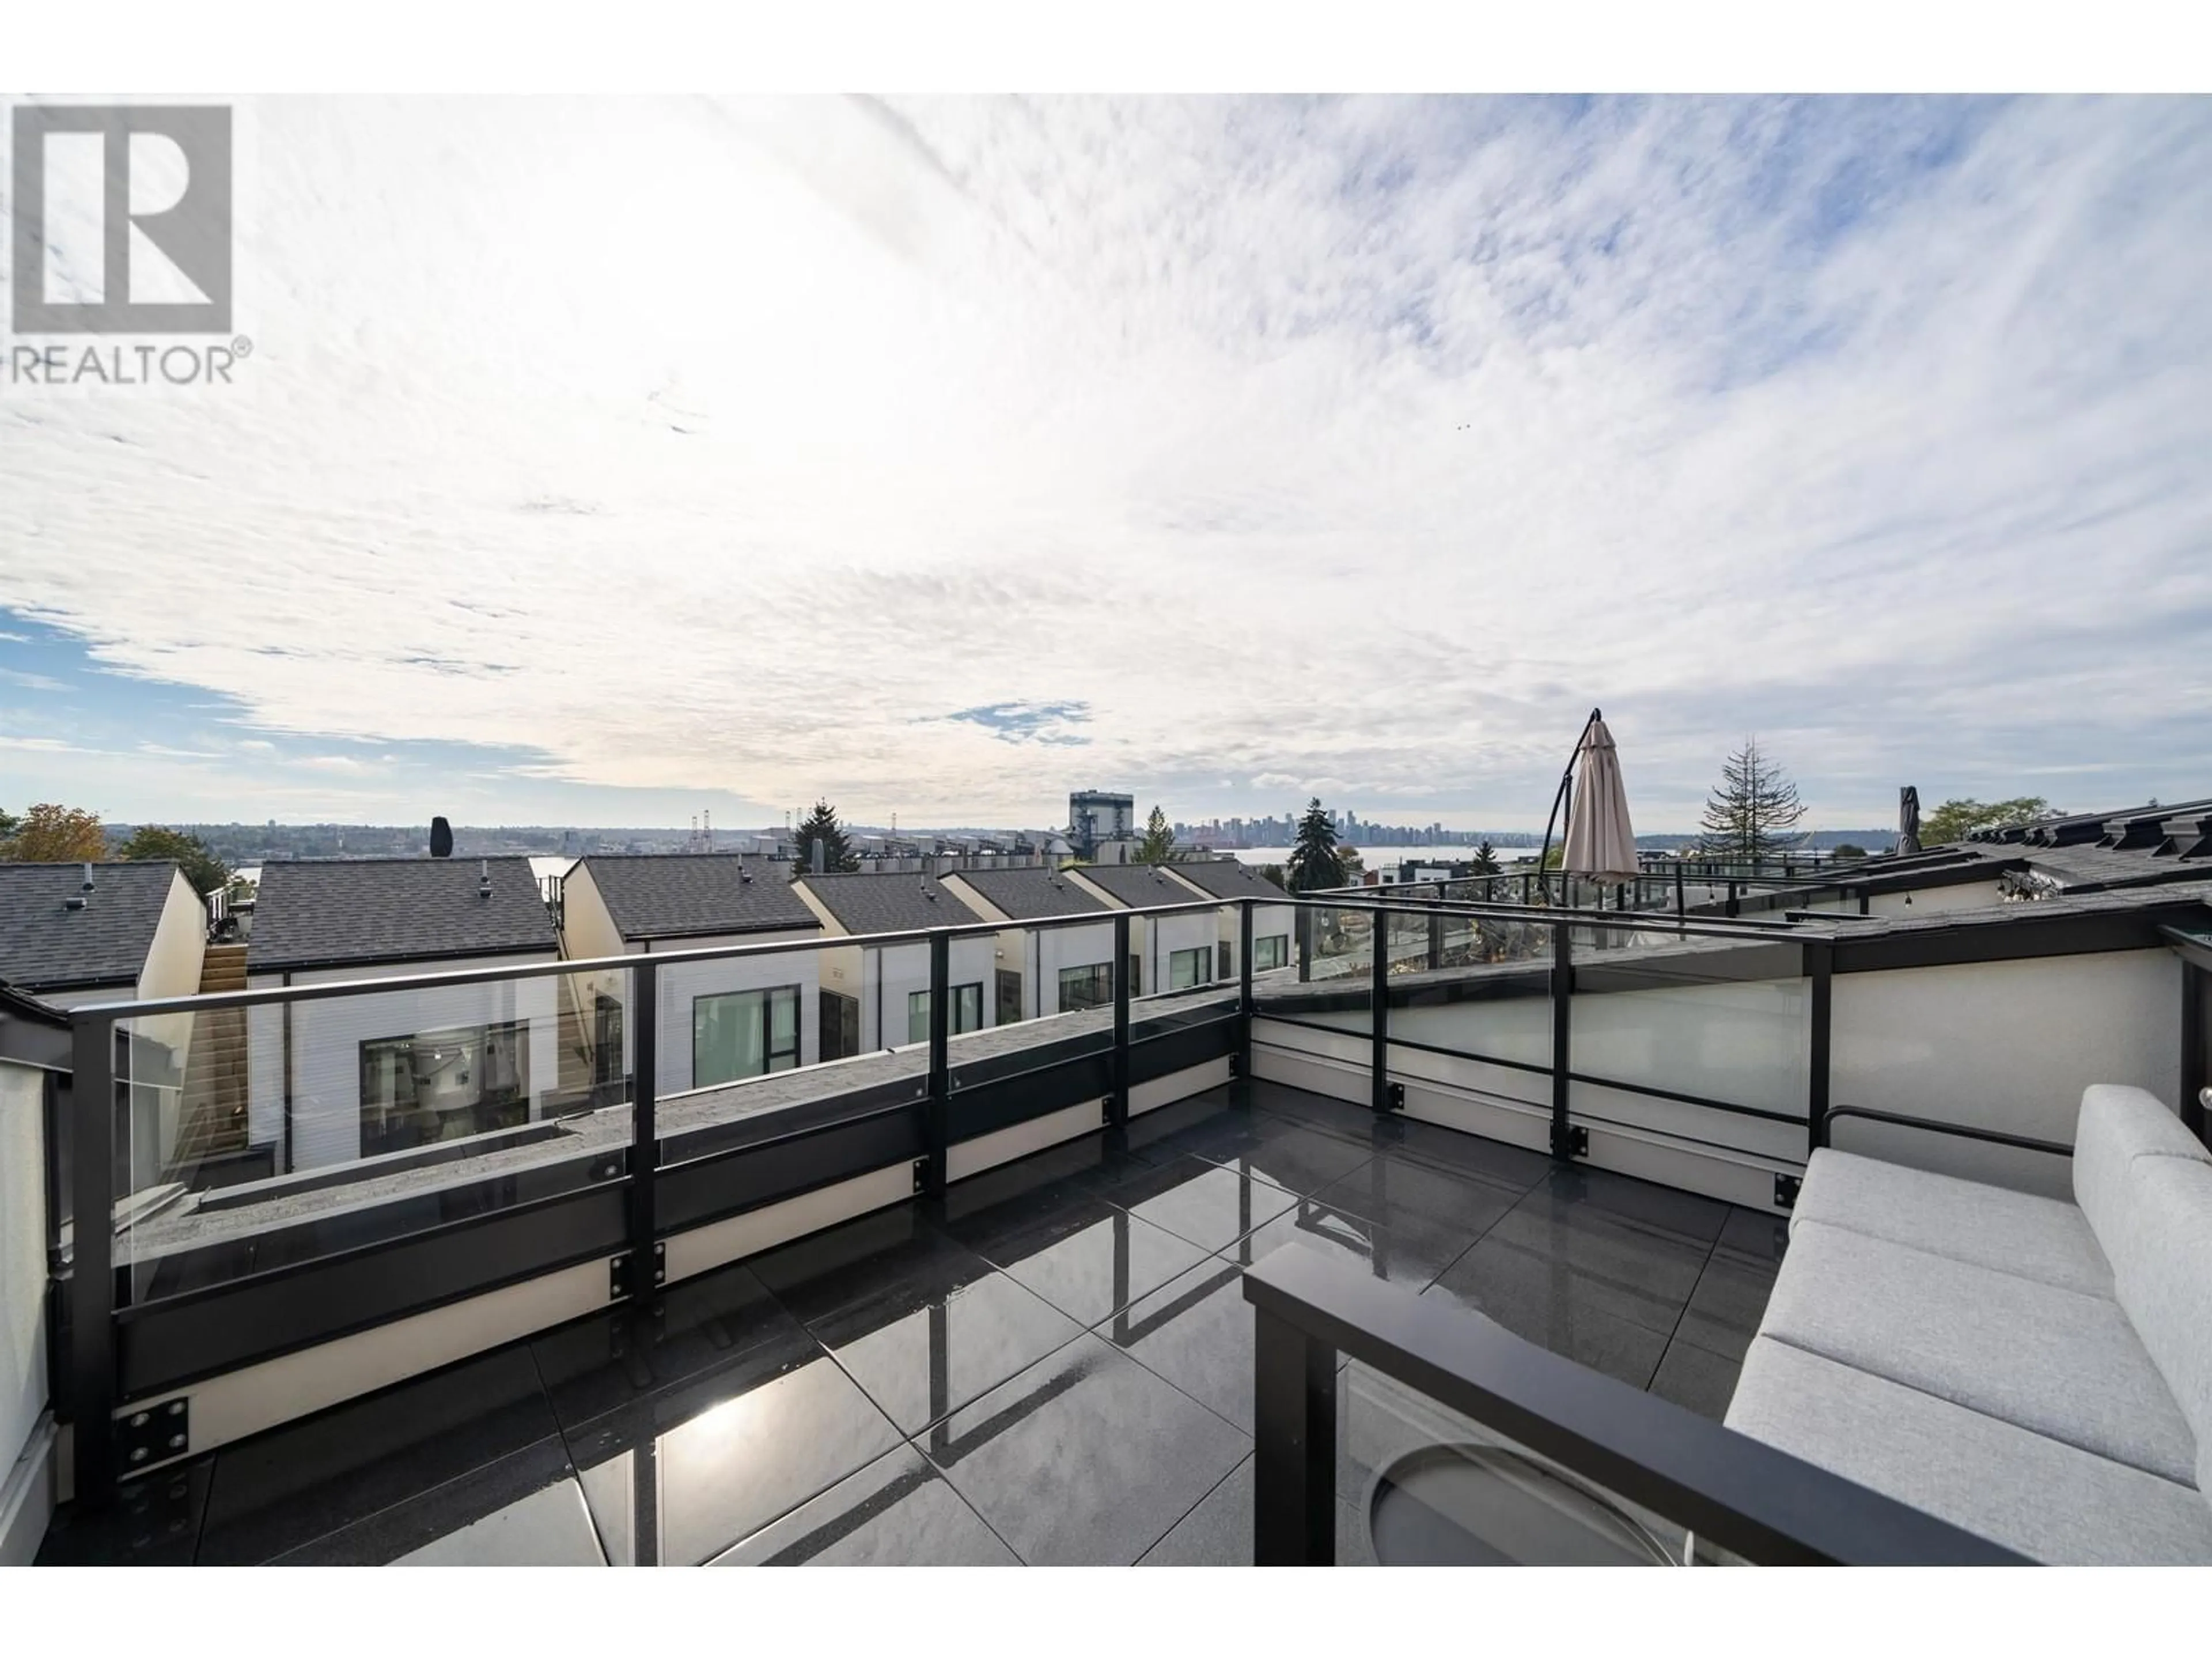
<box><xmin>1724</xmin><ymin>1085</ymin><xmax>2212</xmax><ymax>1565</ymax></box>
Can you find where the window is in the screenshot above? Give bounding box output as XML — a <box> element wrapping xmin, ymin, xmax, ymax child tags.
<box><xmin>907</xmin><ymin>983</ymin><xmax>983</xmax><ymax>1045</ymax></box>
<box><xmin>997</xmin><ymin>969</ymin><xmax>1023</xmax><ymax>1025</ymax></box>
<box><xmin>1169</xmin><ymin>946</ymin><xmax>1214</xmax><ymax>990</ymax></box>
<box><xmin>694</xmin><ymin>985</ymin><xmax>800</xmax><ymax>1086</ymax></box>
<box><xmin>821</xmin><ymin>990</ymin><xmax>860</xmax><ymax>1062</ymax></box>
<box><xmin>1253</xmin><ymin>934</ymin><xmax>1289</xmax><ymax>972</ymax></box>
<box><xmin>359</xmin><ymin>1020</ymin><xmax>531</xmax><ymax>1156</ymax></box>
<box><xmin>1057</xmin><ymin>963</ymin><xmax>1112</xmax><ymax>1013</ymax></box>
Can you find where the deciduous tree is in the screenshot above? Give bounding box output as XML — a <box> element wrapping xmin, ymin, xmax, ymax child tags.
<box><xmin>1</xmin><ymin>802</ymin><xmax>108</xmax><ymax>863</ymax></box>
<box><xmin>120</xmin><ymin>825</ymin><xmax>232</xmax><ymax>896</ymax></box>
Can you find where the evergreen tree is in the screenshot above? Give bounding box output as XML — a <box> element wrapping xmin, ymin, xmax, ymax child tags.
<box><xmin>1287</xmin><ymin>797</ymin><xmax>1346</xmax><ymax>892</ymax></box>
<box><xmin>1698</xmin><ymin>740</ymin><xmax>1808</xmax><ymax>863</ymax></box>
<box><xmin>789</xmin><ymin>798</ymin><xmax>860</xmax><ymax>876</ymax></box>
<box><xmin>1137</xmin><ymin>805</ymin><xmax>1175</xmax><ymax>864</ymax></box>
<box><xmin>1469</xmin><ymin>839</ymin><xmax>1501</xmax><ymax>876</ymax></box>
<box><xmin>120</xmin><ymin>825</ymin><xmax>230</xmax><ymax>896</ymax></box>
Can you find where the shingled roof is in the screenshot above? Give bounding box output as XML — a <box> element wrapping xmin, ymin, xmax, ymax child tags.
<box><xmin>0</xmin><ymin>861</ymin><xmax>184</xmax><ymax>993</ymax></box>
<box><xmin>248</xmin><ymin>857</ymin><xmax>559</xmax><ymax>973</ymax></box>
<box><xmin>948</xmin><ymin>866</ymin><xmax>1111</xmax><ymax>921</ymax></box>
<box><xmin>795</xmin><ymin>870</ymin><xmax>987</xmax><ymax>936</ymax></box>
<box><xmin>1070</xmin><ymin>862</ymin><xmax>1216</xmax><ymax>908</ymax></box>
<box><xmin>581</xmin><ymin>854</ymin><xmax>819</xmax><ymax>941</ymax></box>
<box><xmin>1160</xmin><ymin>858</ymin><xmax>1288</xmax><ymax>902</ymax></box>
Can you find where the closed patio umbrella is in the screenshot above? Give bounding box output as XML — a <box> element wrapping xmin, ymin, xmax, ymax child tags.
<box><xmin>1564</xmin><ymin>715</ymin><xmax>1639</xmax><ymax>893</ymax></box>
<box><xmin>1535</xmin><ymin>708</ymin><xmax>1639</xmax><ymax>906</ymax></box>
<box><xmin>1898</xmin><ymin>786</ymin><xmax>1922</xmax><ymax>855</ymax></box>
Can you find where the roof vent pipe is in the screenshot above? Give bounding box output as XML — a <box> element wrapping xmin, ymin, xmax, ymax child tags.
<box><xmin>81</xmin><ymin>861</ymin><xmax>95</xmax><ymax>892</ymax></box>
<box><xmin>479</xmin><ymin>858</ymin><xmax>492</xmax><ymax>900</ymax></box>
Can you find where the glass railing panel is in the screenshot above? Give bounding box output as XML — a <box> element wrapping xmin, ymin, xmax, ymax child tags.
<box><xmin>1566</xmin><ymin>923</ymin><xmax>1808</xmax><ymax>1123</ymax></box>
<box><xmin>1264</xmin><ymin>904</ymin><xmax>1374</xmax><ymax>1041</ymax></box>
<box><xmin>115</xmin><ymin>964</ymin><xmax>630</xmax><ymax>1302</ymax></box>
<box><xmin>1378</xmin><ymin>910</ymin><xmax>1554</xmax><ymax>1070</ymax></box>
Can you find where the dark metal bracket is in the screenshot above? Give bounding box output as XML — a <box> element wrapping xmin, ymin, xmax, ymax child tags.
<box><xmin>609</xmin><ymin>1241</ymin><xmax>664</xmax><ymax>1301</ymax></box>
<box><xmin>1551</xmin><ymin>1123</ymin><xmax>1588</xmax><ymax>1160</ymax></box>
<box><xmin>1774</xmin><ymin>1173</ymin><xmax>1801</xmax><ymax>1211</ymax></box>
<box><xmin>119</xmin><ymin>1396</ymin><xmax>189</xmax><ymax>1473</ymax></box>
<box><xmin>1385</xmin><ymin>1081</ymin><xmax>1405</xmax><ymax>1113</ymax></box>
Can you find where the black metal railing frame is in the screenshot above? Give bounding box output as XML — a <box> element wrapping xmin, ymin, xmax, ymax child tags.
<box><xmin>1241</xmin><ymin>1245</ymin><xmax>2026</xmax><ymax>1565</ymax></box>
<box><xmin>60</xmin><ymin>887</ymin><xmax>1839</xmax><ymax>1508</ymax></box>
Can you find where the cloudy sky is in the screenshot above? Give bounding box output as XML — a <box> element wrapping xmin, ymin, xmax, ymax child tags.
<box><xmin>2</xmin><ymin>94</ymin><xmax>2208</xmax><ymax>833</ymax></box>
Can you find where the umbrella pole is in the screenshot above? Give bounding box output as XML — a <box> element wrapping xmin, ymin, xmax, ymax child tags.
<box><xmin>1535</xmin><ymin>707</ymin><xmax>1601</xmax><ymax>907</ymax></box>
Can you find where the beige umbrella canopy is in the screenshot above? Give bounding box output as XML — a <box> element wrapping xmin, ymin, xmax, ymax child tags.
<box><xmin>1563</xmin><ymin>714</ymin><xmax>1639</xmax><ymax>886</ymax></box>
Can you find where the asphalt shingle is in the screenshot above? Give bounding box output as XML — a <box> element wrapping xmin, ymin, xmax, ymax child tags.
<box><xmin>0</xmin><ymin>861</ymin><xmax>181</xmax><ymax>993</ymax></box>
<box><xmin>794</xmin><ymin>871</ymin><xmax>987</xmax><ymax>937</ymax></box>
<box><xmin>248</xmin><ymin>857</ymin><xmax>559</xmax><ymax>972</ymax></box>
<box><xmin>1154</xmin><ymin>859</ymin><xmax>1287</xmax><ymax>903</ymax></box>
<box><xmin>582</xmin><ymin>854</ymin><xmax>819</xmax><ymax>941</ymax></box>
<box><xmin>1070</xmin><ymin>863</ymin><xmax>1218</xmax><ymax>908</ymax></box>
<box><xmin>948</xmin><ymin>866</ymin><xmax>1111</xmax><ymax>921</ymax></box>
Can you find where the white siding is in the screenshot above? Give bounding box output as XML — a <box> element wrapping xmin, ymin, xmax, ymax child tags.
<box><xmin>1868</xmin><ymin>881</ymin><xmax>2005</xmax><ymax>917</ymax></box>
<box><xmin>245</xmin><ymin>953</ymin><xmax>560</xmax><ymax>1172</ymax></box>
<box><xmin>642</xmin><ymin>932</ymin><xmax>822</xmax><ymax>1097</ymax></box>
<box><xmin>862</xmin><ymin>937</ymin><xmax>999</xmax><ymax>1050</ymax></box>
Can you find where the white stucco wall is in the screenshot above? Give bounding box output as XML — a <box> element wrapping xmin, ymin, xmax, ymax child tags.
<box><xmin>1866</xmin><ymin>881</ymin><xmax>2006</xmax><ymax>917</ymax></box>
<box><xmin>246</xmin><ymin>953</ymin><xmax>561</xmax><ymax>1172</ymax></box>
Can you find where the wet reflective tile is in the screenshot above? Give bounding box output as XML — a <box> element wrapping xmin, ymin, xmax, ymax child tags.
<box><xmin>1220</xmin><ymin>1199</ymin><xmax>1485</xmax><ymax>1294</ymax></box>
<box><xmin>574</xmin><ymin>1343</ymin><xmax>903</xmax><ymax>1565</ymax></box>
<box><xmin>1672</xmin><ymin>1251</ymin><xmax>1777</xmax><ymax>1363</ymax></box>
<box><xmin>1093</xmin><ymin>1257</ymin><xmax>1254</xmax><ymax>1431</ymax></box>
<box><xmin>1097</xmin><ymin>1156</ymin><xmax>1300</xmax><ymax>1253</ymax></box>
<box><xmin>1188</xmin><ymin>1122</ymin><xmax>1377</xmax><ymax>1196</ymax></box>
<box><xmin>939</xmin><ymin>1132</ymin><xmax>1151</xmax><ymax>1231</ymax></box>
<box><xmin>1312</xmin><ymin>1153</ymin><xmax>1523</xmax><ymax>1238</ymax></box>
<box><xmin>1477</xmin><ymin>1192</ymin><xmax>1711</xmax><ymax>1324</ymax></box>
<box><xmin>269</xmin><ymin>1437</ymin><xmax>603</xmax><ymax>1565</ymax></box>
<box><xmin>1422</xmin><ymin>1236</ymin><xmax>1672</xmax><ymax>1389</ymax></box>
<box><xmin>1247</xmin><ymin>1088</ymin><xmax>1390</xmax><ymax>1146</ymax></box>
<box><xmin>1714</xmin><ymin>1205</ymin><xmax>1790</xmax><ymax>1269</ymax></box>
<box><xmin>812</xmin><ymin>1267</ymin><xmax>1084</xmax><ymax>1434</ymax></box>
<box><xmin>1532</xmin><ymin>1163</ymin><xmax>1729</xmax><ymax>1248</ymax></box>
<box><xmin>920</xmin><ymin>1332</ymin><xmax>1249</xmax><ymax>1565</ymax></box>
<box><xmin>748</xmin><ymin>1205</ymin><xmax>978</xmax><ymax>1328</ymax></box>
<box><xmin>710</xmin><ymin>1444</ymin><xmax>1017</xmax><ymax>1566</ymax></box>
<box><xmin>196</xmin><ymin>1346</ymin><xmax>558</xmax><ymax>1565</ymax></box>
<box><xmin>1134</xmin><ymin>1456</ymin><xmax>1374</xmax><ymax>1566</ymax></box>
<box><xmin>1123</xmin><ymin>1092</ymin><xmax>1272</xmax><ymax>1165</ymax></box>
<box><xmin>1374</xmin><ymin>1116</ymin><xmax>1553</xmax><ymax>1191</ymax></box>
<box><xmin>530</xmin><ymin>1260</ymin><xmax>806</xmax><ymax>1435</ymax></box>
<box><xmin>948</xmin><ymin>1190</ymin><xmax>1214</xmax><ymax>1327</ymax></box>
<box><xmin>36</xmin><ymin>1456</ymin><xmax>213</xmax><ymax>1566</ymax></box>
<box><xmin>1648</xmin><ymin>1340</ymin><xmax>1741</xmax><ymax>1423</ymax></box>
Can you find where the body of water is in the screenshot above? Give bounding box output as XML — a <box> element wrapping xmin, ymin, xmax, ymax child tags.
<box><xmin>1218</xmin><ymin>846</ymin><xmax>1542</xmax><ymax>869</ymax></box>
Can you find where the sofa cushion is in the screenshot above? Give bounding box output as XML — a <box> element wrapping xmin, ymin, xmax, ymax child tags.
<box><xmin>1758</xmin><ymin>1220</ymin><xmax>2199</xmax><ymax>1484</ymax></box>
<box><xmin>1726</xmin><ymin>1336</ymin><xmax>2212</xmax><ymax>1565</ymax></box>
<box><xmin>2114</xmin><ymin>1155</ymin><xmax>2212</xmax><ymax>1494</ymax></box>
<box><xmin>1792</xmin><ymin>1147</ymin><xmax>2113</xmax><ymax>1298</ymax></box>
<box><xmin>2073</xmin><ymin>1084</ymin><xmax>2210</xmax><ymax>1265</ymax></box>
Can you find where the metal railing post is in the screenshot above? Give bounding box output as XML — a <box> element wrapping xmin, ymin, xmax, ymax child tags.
<box><xmin>1726</xmin><ymin>880</ymin><xmax>1741</xmax><ymax>919</ymax></box>
<box><xmin>1675</xmin><ymin>863</ymin><xmax>1685</xmax><ymax>918</ymax></box>
<box><xmin>1296</xmin><ymin>904</ymin><xmax>1312</xmax><ymax>983</ymax></box>
<box><xmin>1426</xmin><ymin>904</ymin><xmax>1444</xmax><ymax>972</ymax></box>
<box><xmin>1109</xmin><ymin>911</ymin><xmax>1131</xmax><ymax>1129</ymax></box>
<box><xmin>1550</xmin><ymin>922</ymin><xmax>1574</xmax><ymax>1160</ymax></box>
<box><xmin>1238</xmin><ymin>899</ymin><xmax>1255</xmax><ymax>1077</ymax></box>
<box><xmin>1370</xmin><ymin>912</ymin><xmax>1391</xmax><ymax>1113</ymax></box>
<box><xmin>1808</xmin><ymin>938</ymin><xmax>1834</xmax><ymax>1157</ymax></box>
<box><xmin>71</xmin><ymin>1012</ymin><xmax>118</xmax><ymax>1507</ymax></box>
<box><xmin>627</xmin><ymin>959</ymin><xmax>660</xmax><ymax>1302</ymax></box>
<box><xmin>1252</xmin><ymin>1302</ymin><xmax>1337</xmax><ymax>1565</ymax></box>
<box><xmin>2183</xmin><ymin>960</ymin><xmax>2207</xmax><ymax>1145</ymax></box>
<box><xmin>926</xmin><ymin>929</ymin><xmax>951</xmax><ymax>1193</ymax></box>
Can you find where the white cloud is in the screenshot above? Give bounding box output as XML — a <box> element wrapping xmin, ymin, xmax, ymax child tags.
<box><xmin>0</xmin><ymin>668</ymin><xmax>66</xmax><ymax>692</ymax></box>
<box><xmin>1</xmin><ymin>95</ymin><xmax>2207</xmax><ymax>829</ymax></box>
<box><xmin>0</xmin><ymin>736</ymin><xmax>86</xmax><ymax>753</ymax></box>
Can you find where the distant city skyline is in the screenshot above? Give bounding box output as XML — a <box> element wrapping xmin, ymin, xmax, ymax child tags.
<box><xmin>4</xmin><ymin>97</ymin><xmax>2207</xmax><ymax>830</ymax></box>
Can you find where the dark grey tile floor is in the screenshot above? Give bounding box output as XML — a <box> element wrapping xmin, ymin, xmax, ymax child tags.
<box><xmin>39</xmin><ymin>1079</ymin><xmax>1783</xmax><ymax>1567</ymax></box>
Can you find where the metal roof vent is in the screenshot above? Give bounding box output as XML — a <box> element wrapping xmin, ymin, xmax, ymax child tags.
<box><xmin>478</xmin><ymin>859</ymin><xmax>492</xmax><ymax>900</ymax></box>
<box><xmin>65</xmin><ymin>861</ymin><xmax>93</xmax><ymax>910</ymax></box>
